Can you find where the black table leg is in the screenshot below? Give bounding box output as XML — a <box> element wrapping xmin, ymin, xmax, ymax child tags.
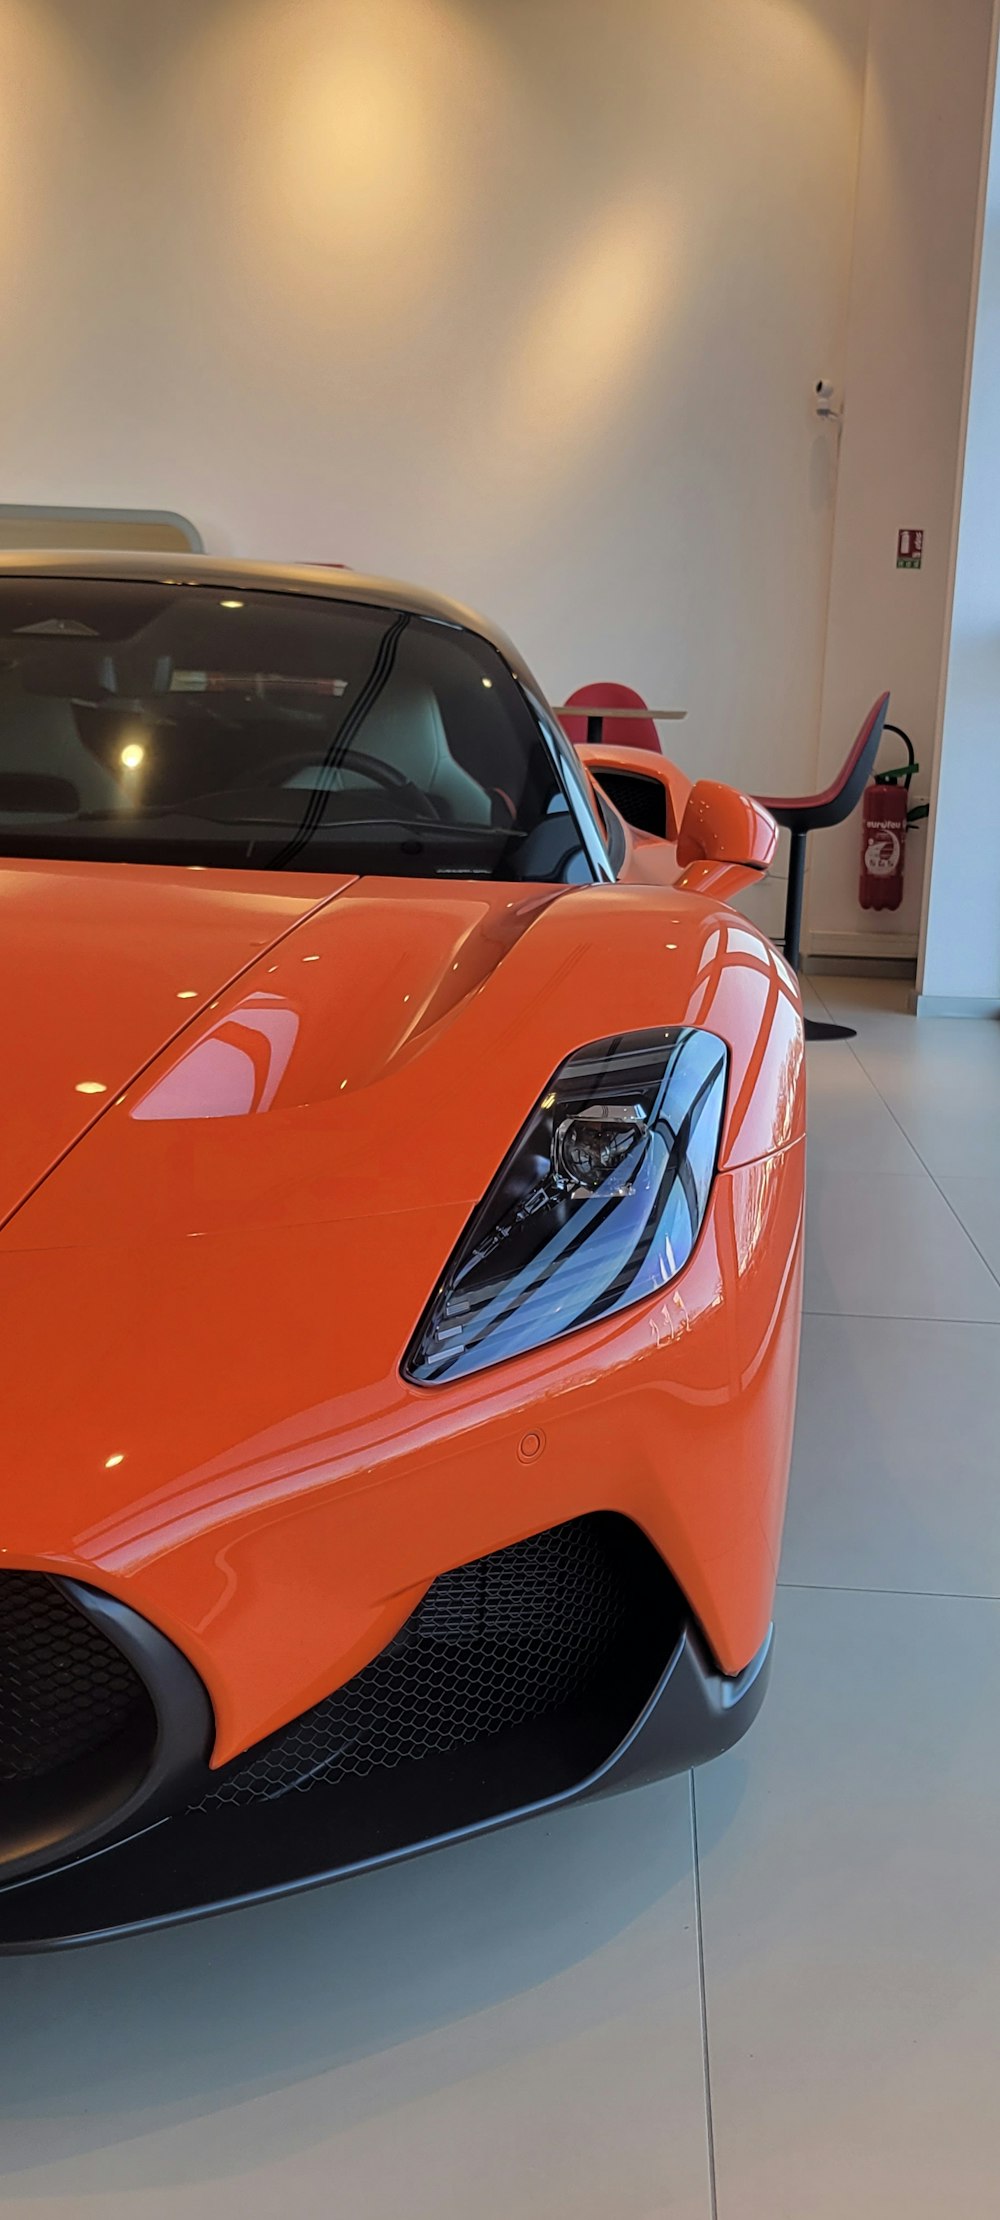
<box><xmin>782</xmin><ymin>826</ymin><xmax>857</xmax><ymax>1040</ymax></box>
<box><xmin>783</xmin><ymin>829</ymin><xmax>807</xmax><ymax>973</ymax></box>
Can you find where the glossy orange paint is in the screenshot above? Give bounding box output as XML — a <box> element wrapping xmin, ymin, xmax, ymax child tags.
<box><xmin>0</xmin><ymin>856</ymin><xmax>804</xmax><ymax>1767</ymax></box>
<box><xmin>675</xmin><ymin>780</ymin><xmax>778</xmax><ymax>877</ymax></box>
<box><xmin>0</xmin><ymin>858</ymin><xmax>355</xmax><ymax>1228</ymax></box>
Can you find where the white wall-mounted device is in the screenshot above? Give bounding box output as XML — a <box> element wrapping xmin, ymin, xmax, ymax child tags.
<box><xmin>814</xmin><ymin>378</ymin><xmax>843</xmax><ymax>423</ymax></box>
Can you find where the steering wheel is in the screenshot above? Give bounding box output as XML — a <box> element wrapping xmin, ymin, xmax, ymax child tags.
<box><xmin>274</xmin><ymin>749</ymin><xmax>446</xmax><ymax>820</ymax></box>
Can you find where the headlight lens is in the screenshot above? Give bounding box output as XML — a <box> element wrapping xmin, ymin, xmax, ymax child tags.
<box><xmin>406</xmin><ymin>1026</ymin><xmax>728</xmax><ymax>1384</ymax></box>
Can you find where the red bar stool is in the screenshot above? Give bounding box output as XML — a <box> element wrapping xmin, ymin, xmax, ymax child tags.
<box><xmin>755</xmin><ymin>692</ymin><xmax>890</xmax><ymax>1041</ymax></box>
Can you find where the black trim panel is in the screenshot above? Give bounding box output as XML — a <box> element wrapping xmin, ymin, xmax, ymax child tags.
<box><xmin>0</xmin><ymin>1619</ymin><xmax>771</xmax><ymax>1953</ymax></box>
<box><xmin>590</xmin><ymin>767</ymin><xmax>668</xmax><ymax>840</ymax></box>
<box><xmin>0</xmin><ymin>1579</ymin><xmax>212</xmax><ymax>1884</ymax></box>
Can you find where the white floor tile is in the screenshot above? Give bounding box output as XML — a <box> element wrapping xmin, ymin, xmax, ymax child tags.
<box><xmin>799</xmin><ymin>975</ymin><xmax>829</xmax><ymax>1020</ymax></box>
<box><xmin>808</xmin><ymin>992</ymin><xmax>1000</xmax><ymax>1179</ymax></box>
<box><xmin>807</xmin><ymin>973</ymin><xmax>912</xmax><ymax>1021</ymax></box>
<box><xmin>804</xmin><ymin>1051</ymin><xmax>923</xmax><ymax>1174</ymax></box>
<box><xmin>0</xmin><ymin>1783</ymin><xmax>711</xmax><ymax>2220</ymax></box>
<box><xmin>877</xmin><ymin>1113</ymin><xmax>999</xmax><ymax>1182</ymax></box>
<box><xmin>853</xmin><ymin>1069</ymin><xmax>1000</xmax><ymax>1181</ymax></box>
<box><xmin>697</xmin><ymin>1584</ymin><xmax>1000</xmax><ymax>2220</ymax></box>
<box><xmin>781</xmin><ymin>1313</ymin><xmax>1000</xmax><ymax>1594</ymax></box>
<box><xmin>938</xmin><ymin>1176</ymin><xmax>1000</xmax><ymax>1281</ymax></box>
<box><xmin>803</xmin><ymin>1170</ymin><xmax>1000</xmax><ymax>1321</ymax></box>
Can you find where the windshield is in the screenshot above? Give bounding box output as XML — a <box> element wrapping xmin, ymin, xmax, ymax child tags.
<box><xmin>0</xmin><ymin>580</ymin><xmax>594</xmax><ymax>884</ymax></box>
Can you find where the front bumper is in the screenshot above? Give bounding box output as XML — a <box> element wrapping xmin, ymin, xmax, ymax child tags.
<box><xmin>0</xmin><ymin>1142</ymin><xmax>804</xmax><ymax>1769</ymax></box>
<box><xmin>0</xmin><ymin>1516</ymin><xmax>771</xmax><ymax>1953</ymax></box>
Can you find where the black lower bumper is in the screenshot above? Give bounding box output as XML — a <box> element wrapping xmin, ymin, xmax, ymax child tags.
<box><xmin>0</xmin><ymin>1607</ymin><xmax>771</xmax><ymax>1955</ymax></box>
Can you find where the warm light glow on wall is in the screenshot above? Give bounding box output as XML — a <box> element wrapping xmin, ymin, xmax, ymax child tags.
<box><xmin>0</xmin><ymin>0</ymin><xmax>75</xmax><ymax>296</ymax></box>
<box><xmin>280</xmin><ymin>24</ymin><xmax>436</xmax><ymax>252</ymax></box>
<box><xmin>218</xmin><ymin>0</ymin><xmax>507</xmax><ymax>340</ymax></box>
<box><xmin>491</xmin><ymin>197</ymin><xmax>676</xmax><ymax>494</ymax></box>
<box><xmin>759</xmin><ymin>0</ymin><xmax>864</xmax><ymax>93</ymax></box>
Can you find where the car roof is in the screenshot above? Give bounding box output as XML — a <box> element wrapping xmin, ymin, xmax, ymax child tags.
<box><xmin>0</xmin><ymin>550</ymin><xmax>532</xmax><ymax>677</ymax></box>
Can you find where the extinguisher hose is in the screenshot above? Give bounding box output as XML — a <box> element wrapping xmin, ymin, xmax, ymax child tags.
<box><xmin>877</xmin><ymin>723</ymin><xmax>927</xmax><ymax>825</ymax></box>
<box><xmin>876</xmin><ymin>724</ymin><xmax>917</xmax><ymax>788</ymax></box>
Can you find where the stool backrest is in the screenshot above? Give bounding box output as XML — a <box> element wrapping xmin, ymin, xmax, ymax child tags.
<box><xmin>560</xmin><ymin>681</ymin><xmax>661</xmax><ymax>756</ymax></box>
<box><xmin>757</xmin><ymin>693</ymin><xmax>890</xmax><ymax>831</ymax></box>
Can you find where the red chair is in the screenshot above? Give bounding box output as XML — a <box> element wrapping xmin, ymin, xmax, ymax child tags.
<box><xmin>559</xmin><ymin>681</ymin><xmax>662</xmax><ymax>755</ymax></box>
<box><xmin>756</xmin><ymin>692</ymin><xmax>890</xmax><ymax>1041</ymax></box>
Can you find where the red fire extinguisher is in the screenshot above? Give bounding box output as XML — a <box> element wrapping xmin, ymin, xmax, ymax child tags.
<box><xmin>859</xmin><ymin>724</ymin><xmax>927</xmax><ymax>912</ymax></box>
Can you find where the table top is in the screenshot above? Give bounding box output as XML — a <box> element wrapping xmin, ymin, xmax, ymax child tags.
<box><xmin>552</xmin><ymin>704</ymin><xmax>687</xmax><ymax>721</ymax></box>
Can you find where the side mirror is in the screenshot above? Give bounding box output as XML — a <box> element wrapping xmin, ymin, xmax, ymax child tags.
<box><xmin>577</xmin><ymin>743</ymin><xmax>691</xmax><ymax>841</ymax></box>
<box><xmin>675</xmin><ymin>780</ymin><xmax>777</xmax><ymax>897</ymax></box>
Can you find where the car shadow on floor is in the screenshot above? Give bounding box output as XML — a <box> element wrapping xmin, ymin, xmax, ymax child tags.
<box><xmin>0</xmin><ymin>1762</ymin><xmax>747</xmax><ymax>2191</ymax></box>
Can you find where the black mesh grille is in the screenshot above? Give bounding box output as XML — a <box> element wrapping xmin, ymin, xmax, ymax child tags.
<box><xmin>0</xmin><ymin>1574</ymin><xmax>147</xmax><ymax>1784</ymax></box>
<box><xmin>201</xmin><ymin>1514</ymin><xmax>671</xmax><ymax>1809</ymax></box>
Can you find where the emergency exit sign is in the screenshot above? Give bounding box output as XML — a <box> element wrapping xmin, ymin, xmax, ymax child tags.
<box><xmin>897</xmin><ymin>528</ymin><xmax>923</xmax><ymax>569</ymax></box>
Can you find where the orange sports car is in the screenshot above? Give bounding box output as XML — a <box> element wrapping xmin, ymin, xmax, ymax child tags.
<box><xmin>0</xmin><ymin>555</ymin><xmax>804</xmax><ymax>1950</ymax></box>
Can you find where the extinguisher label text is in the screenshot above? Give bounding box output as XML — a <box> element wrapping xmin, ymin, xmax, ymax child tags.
<box><xmin>859</xmin><ymin>781</ymin><xmax>908</xmax><ymax>911</ymax></box>
<box><xmin>864</xmin><ymin>829</ymin><xmax>902</xmax><ymax>876</ymax></box>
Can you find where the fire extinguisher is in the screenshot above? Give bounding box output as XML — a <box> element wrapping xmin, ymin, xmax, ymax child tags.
<box><xmin>859</xmin><ymin>724</ymin><xmax>928</xmax><ymax>912</ymax></box>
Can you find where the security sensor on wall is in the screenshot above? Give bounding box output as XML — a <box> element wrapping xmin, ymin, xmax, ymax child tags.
<box><xmin>814</xmin><ymin>377</ymin><xmax>843</xmax><ymax>423</ymax></box>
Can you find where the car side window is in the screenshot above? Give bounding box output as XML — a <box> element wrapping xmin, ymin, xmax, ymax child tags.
<box><xmin>536</xmin><ymin>715</ymin><xmax>615</xmax><ymax>882</ymax></box>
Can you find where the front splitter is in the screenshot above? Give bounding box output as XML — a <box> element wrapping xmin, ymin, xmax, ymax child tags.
<box><xmin>0</xmin><ymin>1621</ymin><xmax>772</xmax><ymax>1953</ymax></box>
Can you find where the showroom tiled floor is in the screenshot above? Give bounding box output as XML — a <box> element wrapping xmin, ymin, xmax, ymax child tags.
<box><xmin>2</xmin><ymin>977</ymin><xmax>999</xmax><ymax>2218</ymax></box>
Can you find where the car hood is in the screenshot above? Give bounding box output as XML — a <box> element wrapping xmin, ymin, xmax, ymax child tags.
<box><xmin>0</xmin><ymin>866</ymin><xmax>802</xmax><ymax>1254</ymax></box>
<box><xmin>0</xmin><ymin>858</ymin><xmax>358</xmax><ymax>1231</ymax></box>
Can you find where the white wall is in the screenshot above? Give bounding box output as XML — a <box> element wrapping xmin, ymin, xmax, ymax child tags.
<box><xmin>804</xmin><ymin>0</ymin><xmax>998</xmax><ymax>962</ymax></box>
<box><xmin>918</xmin><ymin>29</ymin><xmax>1000</xmax><ymax>1009</ymax></box>
<box><xmin>3</xmin><ymin>0</ymin><xmax>994</xmax><ymax>952</ymax></box>
<box><xmin>2</xmin><ymin>0</ymin><xmax>868</xmax><ymax>804</ymax></box>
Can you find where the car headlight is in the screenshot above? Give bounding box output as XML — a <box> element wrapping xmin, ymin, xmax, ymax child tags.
<box><xmin>405</xmin><ymin>1026</ymin><xmax>728</xmax><ymax>1385</ymax></box>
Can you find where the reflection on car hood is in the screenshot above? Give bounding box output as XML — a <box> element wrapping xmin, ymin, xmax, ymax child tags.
<box><xmin>0</xmin><ymin>870</ymin><xmax>802</xmax><ymax>1255</ymax></box>
<box><xmin>0</xmin><ymin>858</ymin><xmax>356</xmax><ymax>1228</ymax></box>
